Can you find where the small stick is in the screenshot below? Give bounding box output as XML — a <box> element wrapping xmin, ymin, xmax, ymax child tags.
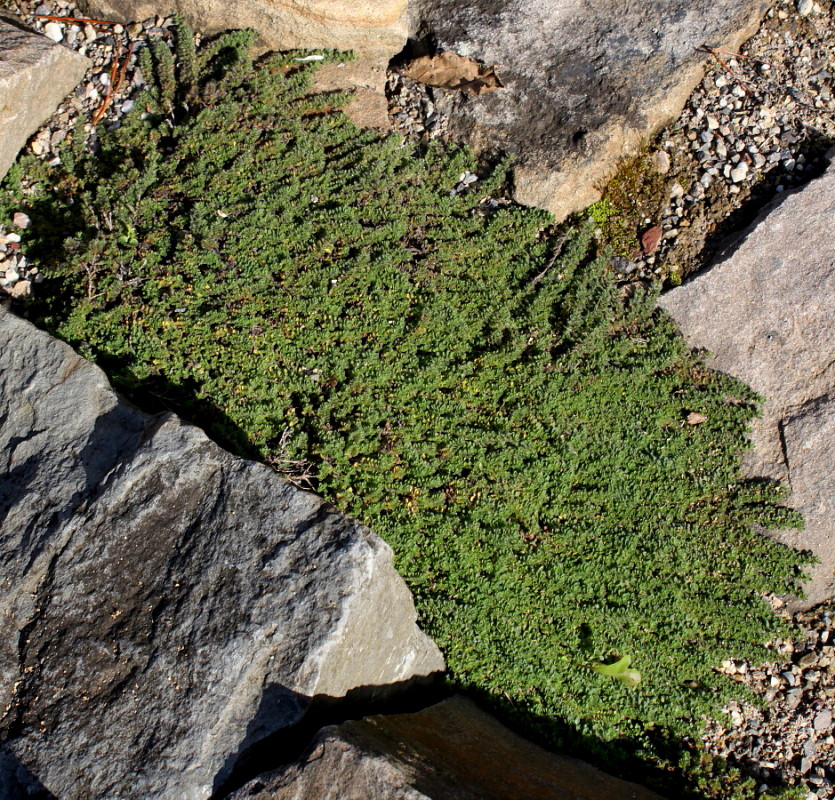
<box><xmin>698</xmin><ymin>45</ymin><xmax>775</xmax><ymax>70</ymax></box>
<box><xmin>113</xmin><ymin>41</ymin><xmax>136</xmax><ymax>96</ymax></box>
<box><xmin>698</xmin><ymin>45</ymin><xmax>755</xmax><ymax>98</ymax></box>
<box><xmin>531</xmin><ymin>232</ymin><xmax>569</xmax><ymax>286</ymax></box>
<box><xmin>91</xmin><ymin>40</ymin><xmax>136</xmax><ymax>125</ymax></box>
<box><xmin>34</xmin><ymin>13</ymin><xmax>120</xmax><ymax>27</ymax></box>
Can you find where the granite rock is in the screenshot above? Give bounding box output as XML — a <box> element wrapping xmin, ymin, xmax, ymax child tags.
<box><xmin>0</xmin><ymin>16</ymin><xmax>89</xmax><ymax>181</ymax></box>
<box><xmin>407</xmin><ymin>0</ymin><xmax>769</xmax><ymax>221</ymax></box>
<box><xmin>659</xmin><ymin>162</ymin><xmax>835</xmax><ymax>607</ymax></box>
<box><xmin>0</xmin><ymin>310</ymin><xmax>443</xmax><ymax>799</ymax></box>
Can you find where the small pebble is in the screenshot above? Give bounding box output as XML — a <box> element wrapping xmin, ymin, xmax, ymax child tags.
<box><xmin>43</xmin><ymin>21</ymin><xmax>63</xmax><ymax>42</ymax></box>
<box><xmin>814</xmin><ymin>709</ymin><xmax>832</xmax><ymax>731</ymax></box>
<box><xmin>730</xmin><ymin>162</ymin><xmax>749</xmax><ymax>183</ymax></box>
<box><xmin>651</xmin><ymin>150</ymin><xmax>671</xmax><ymax>173</ymax></box>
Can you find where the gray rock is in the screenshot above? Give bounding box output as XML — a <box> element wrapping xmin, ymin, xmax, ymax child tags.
<box><xmin>0</xmin><ymin>310</ymin><xmax>443</xmax><ymax>800</ymax></box>
<box><xmin>0</xmin><ymin>17</ymin><xmax>89</xmax><ymax>180</ymax></box>
<box><xmin>659</xmin><ymin>163</ymin><xmax>835</xmax><ymax>607</ymax></box>
<box><xmin>813</xmin><ymin>709</ymin><xmax>832</xmax><ymax>732</ymax></box>
<box><xmin>80</xmin><ymin>0</ymin><xmax>407</xmax><ymax>58</ymax></box>
<box><xmin>407</xmin><ymin>0</ymin><xmax>769</xmax><ymax>221</ymax></box>
<box><xmin>229</xmin><ymin>695</ymin><xmax>665</xmax><ymax>800</ymax></box>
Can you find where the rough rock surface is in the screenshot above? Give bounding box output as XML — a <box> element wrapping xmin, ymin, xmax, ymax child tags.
<box><xmin>407</xmin><ymin>0</ymin><xmax>769</xmax><ymax>221</ymax></box>
<box><xmin>80</xmin><ymin>0</ymin><xmax>408</xmax><ymax>58</ymax></box>
<box><xmin>0</xmin><ymin>16</ymin><xmax>89</xmax><ymax>180</ymax></box>
<box><xmin>313</xmin><ymin>58</ymin><xmax>392</xmax><ymax>132</ymax></box>
<box><xmin>230</xmin><ymin>695</ymin><xmax>665</xmax><ymax>800</ymax></box>
<box><xmin>0</xmin><ymin>310</ymin><xmax>444</xmax><ymax>800</ymax></box>
<box><xmin>659</xmin><ymin>161</ymin><xmax>835</xmax><ymax>607</ymax></box>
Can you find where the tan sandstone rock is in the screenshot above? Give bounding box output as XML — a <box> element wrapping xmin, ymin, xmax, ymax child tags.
<box><xmin>230</xmin><ymin>695</ymin><xmax>666</xmax><ymax>799</ymax></box>
<box><xmin>80</xmin><ymin>0</ymin><xmax>408</xmax><ymax>59</ymax></box>
<box><xmin>0</xmin><ymin>16</ymin><xmax>90</xmax><ymax>181</ymax></box>
<box><xmin>659</xmin><ymin>162</ymin><xmax>835</xmax><ymax>607</ymax></box>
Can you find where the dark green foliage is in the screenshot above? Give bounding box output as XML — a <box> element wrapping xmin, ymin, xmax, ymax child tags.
<box><xmin>2</xmin><ymin>24</ymin><xmax>810</xmax><ymax>794</ymax></box>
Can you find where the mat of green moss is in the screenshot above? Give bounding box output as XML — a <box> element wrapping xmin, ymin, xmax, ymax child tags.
<box><xmin>2</xmin><ymin>23</ymin><xmax>810</xmax><ymax>794</ymax></box>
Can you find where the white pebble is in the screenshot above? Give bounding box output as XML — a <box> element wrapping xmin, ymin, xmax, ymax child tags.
<box><xmin>43</xmin><ymin>22</ymin><xmax>64</xmax><ymax>42</ymax></box>
<box><xmin>797</xmin><ymin>0</ymin><xmax>814</xmax><ymax>15</ymax></box>
<box><xmin>99</xmin><ymin>72</ymin><xmax>110</xmax><ymax>87</ymax></box>
<box><xmin>13</xmin><ymin>212</ymin><xmax>30</xmax><ymax>229</ymax></box>
<box><xmin>120</xmin><ymin>100</ymin><xmax>135</xmax><ymax>113</ymax></box>
<box><xmin>5</xmin><ymin>268</ymin><xmax>19</xmax><ymax>282</ymax></box>
<box><xmin>6</xmin><ymin>233</ymin><xmax>21</xmax><ymax>243</ymax></box>
<box><xmin>730</xmin><ymin>163</ymin><xmax>749</xmax><ymax>183</ymax></box>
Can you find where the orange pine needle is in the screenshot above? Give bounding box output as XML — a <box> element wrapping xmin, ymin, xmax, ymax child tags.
<box><xmin>34</xmin><ymin>13</ymin><xmax>120</xmax><ymax>27</ymax></box>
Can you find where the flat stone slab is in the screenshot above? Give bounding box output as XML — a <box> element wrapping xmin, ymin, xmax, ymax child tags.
<box><xmin>81</xmin><ymin>0</ymin><xmax>408</xmax><ymax>58</ymax></box>
<box><xmin>0</xmin><ymin>16</ymin><xmax>89</xmax><ymax>181</ymax></box>
<box><xmin>407</xmin><ymin>0</ymin><xmax>768</xmax><ymax>221</ymax></box>
<box><xmin>659</xmin><ymin>162</ymin><xmax>835</xmax><ymax>607</ymax></box>
<box><xmin>230</xmin><ymin>695</ymin><xmax>666</xmax><ymax>799</ymax></box>
<box><xmin>0</xmin><ymin>310</ymin><xmax>443</xmax><ymax>799</ymax></box>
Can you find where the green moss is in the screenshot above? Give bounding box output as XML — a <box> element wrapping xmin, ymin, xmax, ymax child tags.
<box><xmin>1</xmin><ymin>22</ymin><xmax>810</xmax><ymax>797</ymax></box>
<box><xmin>583</xmin><ymin>146</ymin><xmax>678</xmax><ymax>274</ymax></box>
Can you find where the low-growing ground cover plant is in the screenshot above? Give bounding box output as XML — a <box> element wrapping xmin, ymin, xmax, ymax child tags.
<box><xmin>2</xmin><ymin>21</ymin><xmax>811</xmax><ymax>796</ymax></box>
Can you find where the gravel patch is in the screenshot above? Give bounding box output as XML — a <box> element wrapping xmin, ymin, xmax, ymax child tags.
<box><xmin>0</xmin><ymin>0</ymin><xmax>179</xmax><ymax>299</ymax></box>
<box><xmin>704</xmin><ymin>601</ymin><xmax>835</xmax><ymax>797</ymax></box>
<box><xmin>649</xmin><ymin>0</ymin><xmax>835</xmax><ymax>281</ymax></box>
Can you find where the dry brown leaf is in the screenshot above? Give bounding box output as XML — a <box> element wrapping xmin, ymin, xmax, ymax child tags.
<box><xmin>640</xmin><ymin>225</ymin><xmax>663</xmax><ymax>255</ymax></box>
<box><xmin>401</xmin><ymin>52</ymin><xmax>503</xmax><ymax>95</ymax></box>
<box><xmin>686</xmin><ymin>412</ymin><xmax>708</xmax><ymax>425</ymax></box>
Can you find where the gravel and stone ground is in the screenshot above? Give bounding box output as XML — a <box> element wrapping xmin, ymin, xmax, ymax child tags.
<box><xmin>387</xmin><ymin>0</ymin><xmax>835</xmax><ymax>285</ymax></box>
<box><xmin>704</xmin><ymin>601</ymin><xmax>835</xmax><ymax>798</ymax></box>
<box><xmin>1</xmin><ymin>0</ymin><xmax>834</xmax><ymax>795</ymax></box>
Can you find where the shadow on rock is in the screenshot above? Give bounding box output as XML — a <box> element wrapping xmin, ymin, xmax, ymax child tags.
<box><xmin>212</xmin><ymin>672</ymin><xmax>450</xmax><ymax>799</ymax></box>
<box><xmin>0</xmin><ymin>747</ymin><xmax>57</xmax><ymax>800</ymax></box>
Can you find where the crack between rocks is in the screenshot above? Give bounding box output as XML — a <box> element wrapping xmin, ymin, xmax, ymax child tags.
<box><xmin>776</xmin><ymin>417</ymin><xmax>793</xmax><ymax>494</ymax></box>
<box><xmin>209</xmin><ymin>673</ymin><xmax>449</xmax><ymax>800</ymax></box>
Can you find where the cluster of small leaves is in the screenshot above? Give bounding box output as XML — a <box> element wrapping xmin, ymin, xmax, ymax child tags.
<box><xmin>1</xmin><ymin>20</ymin><xmax>810</xmax><ymax>791</ymax></box>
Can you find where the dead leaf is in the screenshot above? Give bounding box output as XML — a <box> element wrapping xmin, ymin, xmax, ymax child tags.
<box><xmin>686</xmin><ymin>412</ymin><xmax>708</xmax><ymax>425</ymax></box>
<box><xmin>401</xmin><ymin>52</ymin><xmax>503</xmax><ymax>95</ymax></box>
<box><xmin>640</xmin><ymin>225</ymin><xmax>663</xmax><ymax>255</ymax></box>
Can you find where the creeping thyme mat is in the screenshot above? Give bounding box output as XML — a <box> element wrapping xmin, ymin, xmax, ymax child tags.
<box><xmin>1</xmin><ymin>22</ymin><xmax>812</xmax><ymax>797</ymax></box>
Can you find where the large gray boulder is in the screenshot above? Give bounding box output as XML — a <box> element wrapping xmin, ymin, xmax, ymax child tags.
<box><xmin>407</xmin><ymin>0</ymin><xmax>768</xmax><ymax>221</ymax></box>
<box><xmin>80</xmin><ymin>0</ymin><xmax>408</xmax><ymax>59</ymax></box>
<box><xmin>0</xmin><ymin>310</ymin><xmax>444</xmax><ymax>799</ymax></box>
<box><xmin>659</xmin><ymin>162</ymin><xmax>835</xmax><ymax>607</ymax></box>
<box><xmin>0</xmin><ymin>16</ymin><xmax>89</xmax><ymax>181</ymax></box>
<box><xmin>229</xmin><ymin>695</ymin><xmax>666</xmax><ymax>799</ymax></box>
